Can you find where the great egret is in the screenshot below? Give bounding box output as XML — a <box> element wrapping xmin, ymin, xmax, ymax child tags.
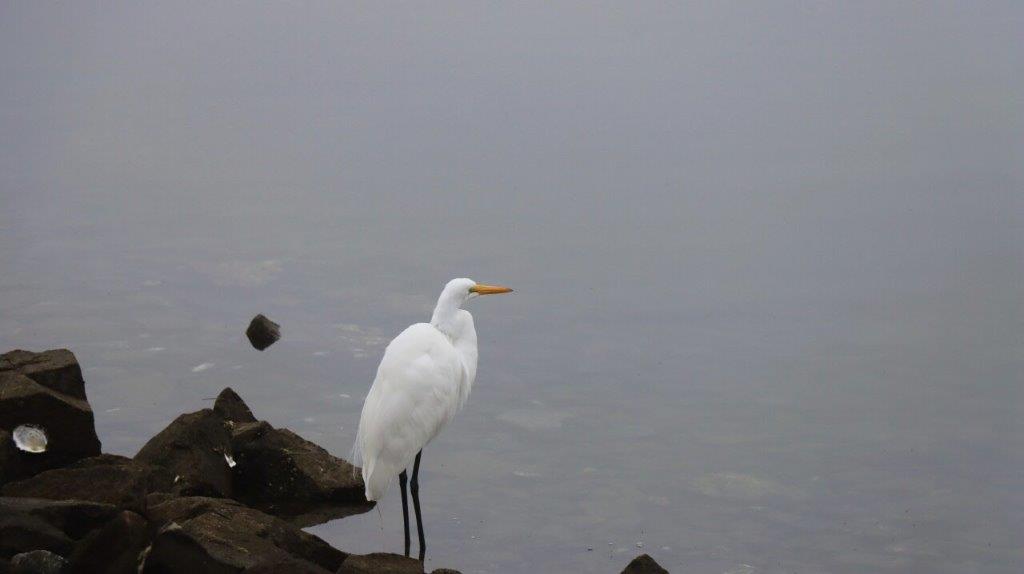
<box><xmin>354</xmin><ymin>277</ymin><xmax>512</xmax><ymax>560</ymax></box>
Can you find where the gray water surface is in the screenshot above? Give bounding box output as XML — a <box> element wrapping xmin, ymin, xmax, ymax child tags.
<box><xmin>2</xmin><ymin>3</ymin><xmax>1022</xmax><ymax>573</ymax></box>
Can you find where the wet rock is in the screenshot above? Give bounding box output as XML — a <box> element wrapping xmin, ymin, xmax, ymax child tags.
<box><xmin>229</xmin><ymin>419</ymin><xmax>367</xmax><ymax>518</ymax></box>
<box><xmin>213</xmin><ymin>388</ymin><xmax>257</xmax><ymax>424</ymax></box>
<box><xmin>0</xmin><ymin>497</ymin><xmax>119</xmax><ymax>559</ymax></box>
<box><xmin>245</xmin><ymin>315</ymin><xmax>281</xmax><ymax>351</ymax></box>
<box><xmin>142</xmin><ymin>497</ymin><xmax>346</xmax><ymax>573</ymax></box>
<box><xmin>336</xmin><ymin>553</ymin><xmax>425</xmax><ymax>574</ymax></box>
<box><xmin>135</xmin><ymin>409</ymin><xmax>233</xmax><ymax>497</ymax></box>
<box><xmin>9</xmin><ymin>550</ymin><xmax>68</xmax><ymax>574</ymax></box>
<box><xmin>243</xmin><ymin>558</ymin><xmax>332</xmax><ymax>573</ymax></box>
<box><xmin>2</xmin><ymin>456</ymin><xmax>172</xmax><ymax>513</ymax></box>
<box><xmin>68</xmin><ymin>510</ymin><xmax>150</xmax><ymax>574</ymax></box>
<box><xmin>0</xmin><ymin>364</ymin><xmax>101</xmax><ymax>476</ymax></box>
<box><xmin>430</xmin><ymin>570</ymin><xmax>462</xmax><ymax>574</ymax></box>
<box><xmin>621</xmin><ymin>553</ymin><xmax>669</xmax><ymax>574</ymax></box>
<box><xmin>1</xmin><ymin>349</ymin><xmax>88</xmax><ymax>401</ymax></box>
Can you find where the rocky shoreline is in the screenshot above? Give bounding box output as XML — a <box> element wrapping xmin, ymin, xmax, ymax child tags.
<box><xmin>0</xmin><ymin>349</ymin><xmax>667</xmax><ymax>574</ymax></box>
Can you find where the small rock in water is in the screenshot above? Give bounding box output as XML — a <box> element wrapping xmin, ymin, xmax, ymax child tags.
<box><xmin>246</xmin><ymin>314</ymin><xmax>281</xmax><ymax>351</ymax></box>
<box><xmin>620</xmin><ymin>553</ymin><xmax>669</xmax><ymax>574</ymax></box>
<box><xmin>13</xmin><ymin>424</ymin><xmax>48</xmax><ymax>453</ymax></box>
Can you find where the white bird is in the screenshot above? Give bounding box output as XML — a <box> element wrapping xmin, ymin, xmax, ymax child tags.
<box><xmin>353</xmin><ymin>277</ymin><xmax>512</xmax><ymax>560</ymax></box>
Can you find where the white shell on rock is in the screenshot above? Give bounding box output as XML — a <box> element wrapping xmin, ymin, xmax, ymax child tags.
<box><xmin>224</xmin><ymin>453</ymin><xmax>237</xmax><ymax>468</ymax></box>
<box><xmin>13</xmin><ymin>424</ymin><xmax>48</xmax><ymax>453</ymax></box>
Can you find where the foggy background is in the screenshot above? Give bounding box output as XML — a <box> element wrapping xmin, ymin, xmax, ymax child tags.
<box><xmin>2</xmin><ymin>3</ymin><xmax>1021</xmax><ymax>573</ymax></box>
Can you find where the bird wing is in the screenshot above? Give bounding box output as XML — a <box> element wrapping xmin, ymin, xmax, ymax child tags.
<box><xmin>354</xmin><ymin>322</ymin><xmax>468</xmax><ymax>501</ymax></box>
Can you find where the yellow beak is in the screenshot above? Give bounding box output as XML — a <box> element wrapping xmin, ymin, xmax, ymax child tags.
<box><xmin>470</xmin><ymin>283</ymin><xmax>513</xmax><ymax>295</ymax></box>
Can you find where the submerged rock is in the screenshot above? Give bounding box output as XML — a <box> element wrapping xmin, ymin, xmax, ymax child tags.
<box><xmin>242</xmin><ymin>558</ymin><xmax>332</xmax><ymax>573</ymax></box>
<box><xmin>245</xmin><ymin>315</ymin><xmax>281</xmax><ymax>351</ymax></box>
<box><xmin>142</xmin><ymin>496</ymin><xmax>346</xmax><ymax>573</ymax></box>
<box><xmin>337</xmin><ymin>553</ymin><xmax>424</xmax><ymax>574</ymax></box>
<box><xmin>621</xmin><ymin>554</ymin><xmax>669</xmax><ymax>574</ymax></box>
<box><xmin>0</xmin><ymin>349</ymin><xmax>102</xmax><ymax>476</ymax></box>
<box><xmin>134</xmin><ymin>409</ymin><xmax>233</xmax><ymax>498</ymax></box>
<box><xmin>2</xmin><ymin>455</ymin><xmax>172</xmax><ymax>513</ymax></box>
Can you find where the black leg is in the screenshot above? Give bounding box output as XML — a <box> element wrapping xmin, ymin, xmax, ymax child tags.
<box><xmin>410</xmin><ymin>450</ymin><xmax>426</xmax><ymax>561</ymax></box>
<box><xmin>399</xmin><ymin>470</ymin><xmax>410</xmax><ymax>557</ymax></box>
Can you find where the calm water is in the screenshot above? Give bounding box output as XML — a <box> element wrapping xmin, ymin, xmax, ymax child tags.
<box><xmin>2</xmin><ymin>4</ymin><xmax>1021</xmax><ymax>573</ymax></box>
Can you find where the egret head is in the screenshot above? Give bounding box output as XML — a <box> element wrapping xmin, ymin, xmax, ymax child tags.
<box><xmin>432</xmin><ymin>278</ymin><xmax>512</xmax><ymax>332</ymax></box>
<box><xmin>440</xmin><ymin>277</ymin><xmax>513</xmax><ymax>305</ymax></box>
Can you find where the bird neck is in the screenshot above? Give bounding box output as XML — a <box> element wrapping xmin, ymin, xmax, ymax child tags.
<box><xmin>430</xmin><ymin>291</ymin><xmax>463</xmax><ymax>336</ymax></box>
<box><xmin>431</xmin><ymin>299</ymin><xmax>478</xmax><ymax>383</ymax></box>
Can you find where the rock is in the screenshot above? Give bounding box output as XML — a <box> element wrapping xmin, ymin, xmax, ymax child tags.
<box><xmin>430</xmin><ymin>570</ymin><xmax>462</xmax><ymax>574</ymax></box>
<box><xmin>2</xmin><ymin>456</ymin><xmax>172</xmax><ymax>513</ymax></box>
<box><xmin>245</xmin><ymin>315</ymin><xmax>280</xmax><ymax>351</ymax></box>
<box><xmin>229</xmin><ymin>420</ymin><xmax>367</xmax><ymax>520</ymax></box>
<box><xmin>0</xmin><ymin>429</ymin><xmax>24</xmax><ymax>486</ymax></box>
<box><xmin>142</xmin><ymin>497</ymin><xmax>346</xmax><ymax>573</ymax></box>
<box><xmin>243</xmin><ymin>558</ymin><xmax>332</xmax><ymax>573</ymax></box>
<box><xmin>0</xmin><ymin>497</ymin><xmax>119</xmax><ymax>559</ymax></box>
<box><xmin>0</xmin><ymin>357</ymin><xmax>101</xmax><ymax>476</ymax></box>
<box><xmin>213</xmin><ymin>388</ymin><xmax>256</xmax><ymax>424</ymax></box>
<box><xmin>621</xmin><ymin>553</ymin><xmax>669</xmax><ymax>574</ymax></box>
<box><xmin>68</xmin><ymin>511</ymin><xmax>150</xmax><ymax>574</ymax></box>
<box><xmin>135</xmin><ymin>409</ymin><xmax>233</xmax><ymax>498</ymax></box>
<box><xmin>0</xmin><ymin>510</ymin><xmax>72</xmax><ymax>559</ymax></box>
<box><xmin>1</xmin><ymin>349</ymin><xmax>88</xmax><ymax>401</ymax></box>
<box><xmin>144</xmin><ymin>492</ymin><xmax>174</xmax><ymax>509</ymax></box>
<box><xmin>9</xmin><ymin>550</ymin><xmax>68</xmax><ymax>574</ymax></box>
<box><xmin>336</xmin><ymin>553</ymin><xmax>425</xmax><ymax>574</ymax></box>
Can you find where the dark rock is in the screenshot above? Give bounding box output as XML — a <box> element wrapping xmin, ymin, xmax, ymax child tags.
<box><xmin>621</xmin><ymin>553</ymin><xmax>669</xmax><ymax>574</ymax></box>
<box><xmin>243</xmin><ymin>558</ymin><xmax>332</xmax><ymax>573</ymax></box>
<box><xmin>0</xmin><ymin>497</ymin><xmax>119</xmax><ymax>559</ymax></box>
<box><xmin>144</xmin><ymin>492</ymin><xmax>174</xmax><ymax>509</ymax></box>
<box><xmin>245</xmin><ymin>315</ymin><xmax>280</xmax><ymax>351</ymax></box>
<box><xmin>336</xmin><ymin>553</ymin><xmax>423</xmax><ymax>574</ymax></box>
<box><xmin>1</xmin><ymin>349</ymin><xmax>88</xmax><ymax>401</ymax></box>
<box><xmin>135</xmin><ymin>409</ymin><xmax>233</xmax><ymax>498</ymax></box>
<box><xmin>142</xmin><ymin>497</ymin><xmax>346</xmax><ymax>573</ymax></box>
<box><xmin>9</xmin><ymin>550</ymin><xmax>68</xmax><ymax>574</ymax></box>
<box><xmin>68</xmin><ymin>510</ymin><xmax>150</xmax><ymax>574</ymax></box>
<box><xmin>229</xmin><ymin>420</ymin><xmax>368</xmax><ymax>521</ymax></box>
<box><xmin>0</xmin><ymin>368</ymin><xmax>101</xmax><ymax>476</ymax></box>
<box><xmin>0</xmin><ymin>429</ymin><xmax>23</xmax><ymax>486</ymax></box>
<box><xmin>213</xmin><ymin>388</ymin><xmax>256</xmax><ymax>424</ymax></box>
<box><xmin>0</xmin><ymin>510</ymin><xmax>72</xmax><ymax>559</ymax></box>
<box><xmin>2</xmin><ymin>456</ymin><xmax>172</xmax><ymax>513</ymax></box>
<box><xmin>429</xmin><ymin>570</ymin><xmax>462</xmax><ymax>574</ymax></box>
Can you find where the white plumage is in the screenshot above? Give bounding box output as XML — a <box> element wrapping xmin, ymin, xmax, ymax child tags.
<box><xmin>353</xmin><ymin>278</ymin><xmax>510</xmax><ymax>502</ymax></box>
